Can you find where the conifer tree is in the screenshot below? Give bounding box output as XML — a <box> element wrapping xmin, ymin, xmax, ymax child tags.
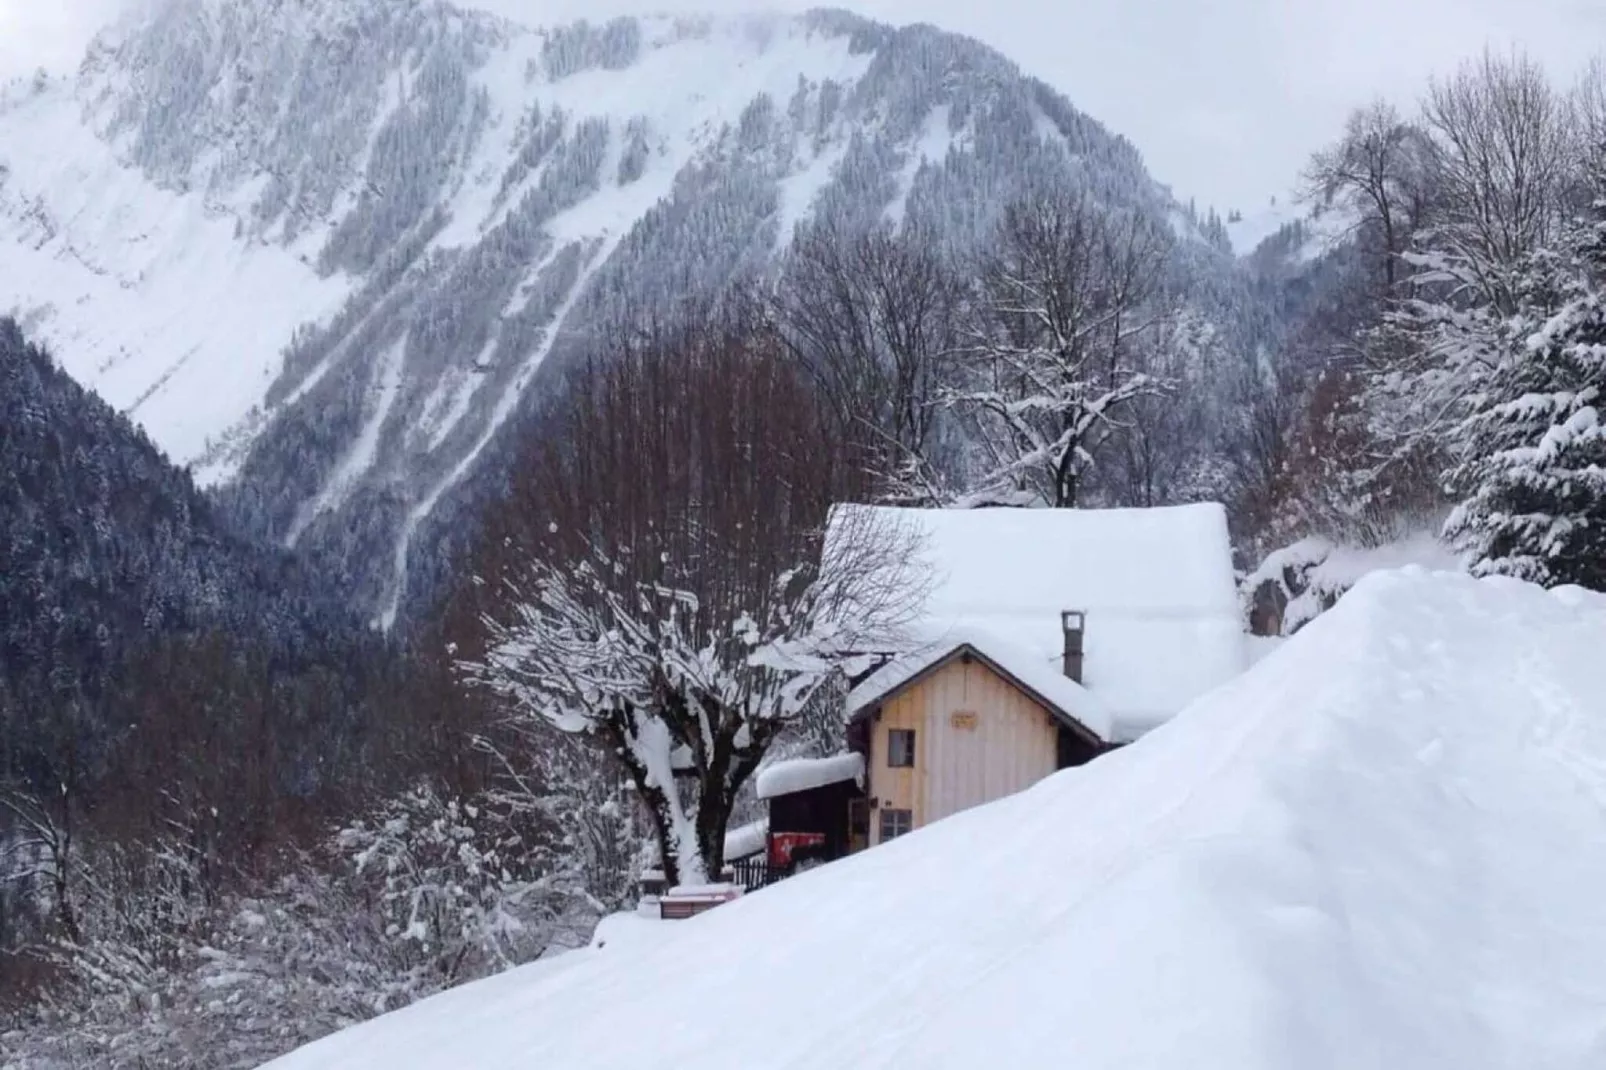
<box><xmin>1445</xmin><ymin>201</ymin><xmax>1606</xmax><ymax>588</ymax></box>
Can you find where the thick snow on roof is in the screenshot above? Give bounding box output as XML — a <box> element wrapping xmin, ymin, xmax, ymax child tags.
<box><xmin>755</xmin><ymin>754</ymin><xmax>865</xmax><ymax>800</ymax></box>
<box><xmin>838</xmin><ymin>503</ymin><xmax>1244</xmax><ymax>739</ymax></box>
<box><xmin>264</xmin><ymin>569</ymin><xmax>1606</xmax><ymax>1070</ymax></box>
<box><xmin>848</xmin><ymin>624</ymin><xmax>1112</xmax><ymax>740</ymax></box>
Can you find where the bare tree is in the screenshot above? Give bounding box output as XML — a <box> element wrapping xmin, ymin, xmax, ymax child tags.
<box><xmin>469</xmin><ymin>316</ymin><xmax>923</xmax><ymax>887</ymax></box>
<box><xmin>1102</xmin><ymin>309</ymin><xmax>1223</xmax><ymax>508</ymax></box>
<box><xmin>1419</xmin><ymin>49</ymin><xmax>1575</xmax><ymax>313</ymax></box>
<box><xmin>1304</xmin><ymin>100</ymin><xmax>1438</xmax><ymax>293</ymax></box>
<box><xmin>0</xmin><ymin>782</ymin><xmax>79</xmax><ymax>946</ymax></box>
<box><xmin>1573</xmin><ymin>57</ymin><xmax>1606</xmax><ymax>186</ymax></box>
<box><xmin>771</xmin><ymin>222</ymin><xmax>966</xmax><ymax>500</ymax></box>
<box><xmin>1354</xmin><ymin>52</ymin><xmax>1579</xmax><ymax>494</ymax></box>
<box><xmin>949</xmin><ymin>195</ymin><xmax>1173</xmax><ymax>507</ymax></box>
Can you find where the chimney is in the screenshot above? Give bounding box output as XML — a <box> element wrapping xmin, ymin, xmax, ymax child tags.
<box><xmin>1061</xmin><ymin>610</ymin><xmax>1086</xmax><ymax>683</ymax></box>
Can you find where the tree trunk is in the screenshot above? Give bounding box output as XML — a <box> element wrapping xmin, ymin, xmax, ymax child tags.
<box><xmin>610</xmin><ymin>722</ymin><xmax>709</xmax><ymax>890</ymax></box>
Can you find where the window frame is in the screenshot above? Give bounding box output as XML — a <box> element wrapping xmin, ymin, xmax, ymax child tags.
<box><xmin>879</xmin><ymin>807</ymin><xmax>913</xmax><ymax>842</ymax></box>
<box><xmin>887</xmin><ymin>727</ymin><xmax>917</xmax><ymax>768</ymax></box>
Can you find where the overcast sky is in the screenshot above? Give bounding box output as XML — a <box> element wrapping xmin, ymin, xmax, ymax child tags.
<box><xmin>2</xmin><ymin>0</ymin><xmax>1602</xmax><ymax>213</ymax></box>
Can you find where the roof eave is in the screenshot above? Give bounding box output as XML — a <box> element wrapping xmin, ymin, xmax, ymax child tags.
<box><xmin>849</xmin><ymin>642</ymin><xmax>1106</xmax><ymax>746</ymax></box>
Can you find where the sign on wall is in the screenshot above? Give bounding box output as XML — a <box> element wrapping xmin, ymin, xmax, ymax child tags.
<box><xmin>950</xmin><ymin>711</ymin><xmax>978</xmax><ymax>730</ymax></box>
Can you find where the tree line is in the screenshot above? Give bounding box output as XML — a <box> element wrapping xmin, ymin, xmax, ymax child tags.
<box><xmin>0</xmin><ymin>321</ymin><xmax>620</xmax><ymax>1065</ymax></box>
<box><xmin>1246</xmin><ymin>51</ymin><xmax>1606</xmax><ymax>592</ymax></box>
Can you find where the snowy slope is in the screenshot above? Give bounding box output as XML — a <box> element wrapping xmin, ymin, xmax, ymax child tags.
<box><xmin>1224</xmin><ymin>195</ymin><xmax>1303</xmax><ymax>255</ymax></box>
<box><xmin>0</xmin><ymin>79</ymin><xmax>352</xmax><ymax>464</ymax></box>
<box><xmin>262</xmin><ymin>568</ymin><xmax>1606</xmax><ymax>1070</ymax></box>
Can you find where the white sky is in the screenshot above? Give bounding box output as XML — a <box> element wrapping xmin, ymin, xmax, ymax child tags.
<box><xmin>1</xmin><ymin>0</ymin><xmax>1601</xmax><ymax>213</ymax></box>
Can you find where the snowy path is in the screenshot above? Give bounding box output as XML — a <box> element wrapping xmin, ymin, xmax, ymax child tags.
<box><xmin>265</xmin><ymin>569</ymin><xmax>1606</xmax><ymax>1070</ymax></box>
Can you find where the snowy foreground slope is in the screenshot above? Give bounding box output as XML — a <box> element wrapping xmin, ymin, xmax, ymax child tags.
<box><xmin>264</xmin><ymin>569</ymin><xmax>1606</xmax><ymax>1070</ymax></box>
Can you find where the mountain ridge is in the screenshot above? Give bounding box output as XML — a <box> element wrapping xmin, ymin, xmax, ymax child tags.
<box><xmin>0</xmin><ymin>0</ymin><xmax>1255</xmax><ymax>626</ymax></box>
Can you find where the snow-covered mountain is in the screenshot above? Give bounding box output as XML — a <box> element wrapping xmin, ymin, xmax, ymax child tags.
<box><xmin>259</xmin><ymin>568</ymin><xmax>1606</xmax><ymax>1069</ymax></box>
<box><xmin>0</xmin><ymin>0</ymin><xmax>1243</xmax><ymax>624</ymax></box>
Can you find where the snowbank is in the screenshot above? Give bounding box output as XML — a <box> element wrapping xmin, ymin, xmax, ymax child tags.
<box><xmin>755</xmin><ymin>754</ymin><xmax>864</xmax><ymax>800</ymax></box>
<box><xmin>264</xmin><ymin>568</ymin><xmax>1606</xmax><ymax>1070</ymax></box>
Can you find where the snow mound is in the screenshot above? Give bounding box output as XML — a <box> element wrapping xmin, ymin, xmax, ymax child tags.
<box><xmin>263</xmin><ymin>568</ymin><xmax>1606</xmax><ymax>1070</ymax></box>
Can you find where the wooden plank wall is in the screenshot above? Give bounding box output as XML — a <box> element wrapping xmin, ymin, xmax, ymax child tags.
<box><xmin>870</xmin><ymin>656</ymin><xmax>1058</xmax><ymax>844</ymax></box>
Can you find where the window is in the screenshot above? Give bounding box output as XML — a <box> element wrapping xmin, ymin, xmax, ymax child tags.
<box><xmin>879</xmin><ymin>808</ymin><xmax>913</xmax><ymax>841</ymax></box>
<box><xmin>887</xmin><ymin>728</ymin><xmax>916</xmax><ymax>768</ymax></box>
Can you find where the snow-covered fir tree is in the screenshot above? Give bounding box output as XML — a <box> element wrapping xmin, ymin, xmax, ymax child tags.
<box><xmin>1444</xmin><ymin>203</ymin><xmax>1606</xmax><ymax>587</ymax></box>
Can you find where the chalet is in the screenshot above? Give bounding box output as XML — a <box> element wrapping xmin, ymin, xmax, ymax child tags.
<box><xmin>755</xmin><ymin>502</ymin><xmax>1246</xmax><ymax>874</ymax></box>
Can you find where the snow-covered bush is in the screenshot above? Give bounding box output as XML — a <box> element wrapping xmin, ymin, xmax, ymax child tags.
<box><xmin>1</xmin><ymin>779</ymin><xmax>605</xmax><ymax>1069</ymax></box>
<box><xmin>1242</xmin><ymin>534</ymin><xmax>1462</xmax><ymax>636</ymax></box>
<box><xmin>334</xmin><ymin>781</ymin><xmax>593</xmax><ymax>985</ymax></box>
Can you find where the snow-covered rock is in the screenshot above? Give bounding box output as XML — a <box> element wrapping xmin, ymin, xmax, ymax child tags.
<box><xmin>1244</xmin><ymin>532</ymin><xmax>1463</xmax><ymax>636</ymax></box>
<box><xmin>261</xmin><ymin>567</ymin><xmax>1606</xmax><ymax>1070</ymax></box>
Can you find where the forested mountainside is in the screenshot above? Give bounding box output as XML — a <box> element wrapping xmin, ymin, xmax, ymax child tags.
<box><xmin>0</xmin><ymin>310</ymin><xmax>592</xmax><ymax>1060</ymax></box>
<box><xmin>0</xmin><ymin>317</ymin><xmax>421</xmax><ymax>875</ymax></box>
<box><xmin>0</xmin><ymin>0</ymin><xmax>1266</xmax><ymax>626</ymax></box>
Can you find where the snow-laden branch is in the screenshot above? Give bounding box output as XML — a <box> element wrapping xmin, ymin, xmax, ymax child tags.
<box><xmin>466</xmin><ymin>510</ymin><xmax>926</xmax><ymax>887</ymax></box>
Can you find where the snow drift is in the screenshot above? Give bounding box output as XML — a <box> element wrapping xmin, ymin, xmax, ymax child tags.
<box><xmin>265</xmin><ymin>566</ymin><xmax>1606</xmax><ymax>1070</ymax></box>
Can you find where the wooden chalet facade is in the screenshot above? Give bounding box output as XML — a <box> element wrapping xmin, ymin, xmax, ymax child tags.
<box><xmin>753</xmin><ymin>624</ymin><xmax>1109</xmax><ymax>872</ymax></box>
<box><xmin>853</xmin><ymin>641</ymin><xmax>1104</xmax><ymax>847</ymax></box>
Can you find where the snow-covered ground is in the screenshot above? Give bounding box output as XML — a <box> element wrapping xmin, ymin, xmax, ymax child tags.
<box><xmin>263</xmin><ymin>568</ymin><xmax>1606</xmax><ymax>1070</ymax></box>
<box><xmin>1224</xmin><ymin>195</ymin><xmax>1304</xmax><ymax>254</ymax></box>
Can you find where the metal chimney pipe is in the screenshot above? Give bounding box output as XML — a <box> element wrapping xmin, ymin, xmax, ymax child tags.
<box><xmin>1061</xmin><ymin>610</ymin><xmax>1086</xmax><ymax>683</ymax></box>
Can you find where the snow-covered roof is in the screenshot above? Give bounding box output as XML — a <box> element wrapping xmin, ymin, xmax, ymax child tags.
<box><xmin>755</xmin><ymin>754</ymin><xmax>865</xmax><ymax>801</ymax></box>
<box><xmin>848</xmin><ymin>624</ymin><xmax>1111</xmax><ymax>741</ymax></box>
<box><xmin>831</xmin><ymin>503</ymin><xmax>1245</xmax><ymax>740</ymax></box>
